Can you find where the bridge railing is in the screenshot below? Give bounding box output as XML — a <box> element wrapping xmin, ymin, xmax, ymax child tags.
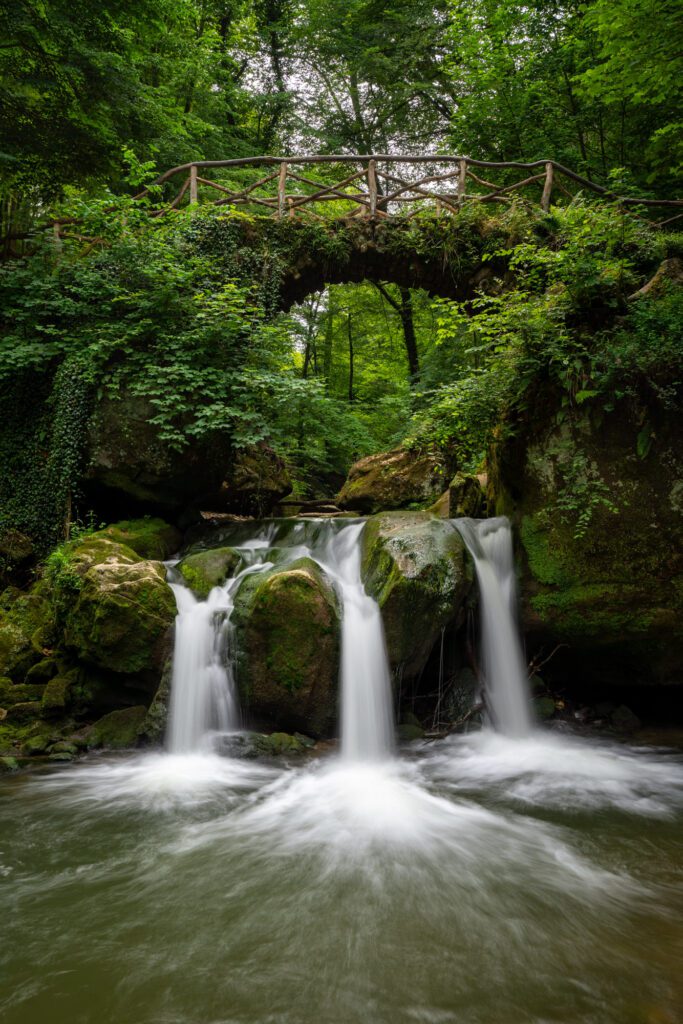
<box><xmin>142</xmin><ymin>155</ymin><xmax>683</xmax><ymax>227</ymax></box>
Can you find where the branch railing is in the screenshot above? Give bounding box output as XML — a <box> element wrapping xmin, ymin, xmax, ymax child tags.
<box><xmin>135</xmin><ymin>154</ymin><xmax>683</xmax><ymax>227</ymax></box>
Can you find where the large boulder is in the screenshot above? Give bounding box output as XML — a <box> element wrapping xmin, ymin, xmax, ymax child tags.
<box><xmin>0</xmin><ymin>526</ymin><xmax>178</xmax><ymax>757</ymax></box>
<box><xmin>337</xmin><ymin>447</ymin><xmax>452</xmax><ymax>513</ymax></box>
<box><xmin>98</xmin><ymin>518</ymin><xmax>181</xmax><ymax>560</ymax></box>
<box><xmin>232</xmin><ymin>558</ymin><xmax>341</xmax><ymax>737</ymax></box>
<box><xmin>85</xmin><ymin>392</ymin><xmax>291</xmax><ymax>518</ymax></box>
<box><xmin>490</xmin><ymin>396</ymin><xmax>683</xmax><ymax>686</ymax></box>
<box><xmin>58</xmin><ymin>536</ymin><xmax>176</xmax><ymax>677</ymax></box>
<box><xmin>361</xmin><ymin>512</ymin><xmax>472</xmax><ymax>678</ymax></box>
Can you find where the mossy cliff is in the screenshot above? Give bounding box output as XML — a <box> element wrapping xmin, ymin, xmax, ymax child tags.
<box><xmin>361</xmin><ymin>511</ymin><xmax>472</xmax><ymax>679</ymax></box>
<box><xmin>0</xmin><ymin>518</ymin><xmax>177</xmax><ymax>760</ymax></box>
<box><xmin>490</xmin><ymin>397</ymin><xmax>683</xmax><ymax>686</ymax></box>
<box><xmin>232</xmin><ymin>558</ymin><xmax>340</xmax><ymax>737</ymax></box>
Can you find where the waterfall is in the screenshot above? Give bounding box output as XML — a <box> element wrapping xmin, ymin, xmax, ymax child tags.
<box><xmin>319</xmin><ymin>523</ymin><xmax>395</xmax><ymax>761</ymax></box>
<box><xmin>453</xmin><ymin>517</ymin><xmax>533</xmax><ymax>738</ymax></box>
<box><xmin>165</xmin><ymin>519</ymin><xmax>395</xmax><ymax>759</ymax></box>
<box><xmin>166</xmin><ymin>561</ymin><xmax>270</xmax><ymax>754</ymax></box>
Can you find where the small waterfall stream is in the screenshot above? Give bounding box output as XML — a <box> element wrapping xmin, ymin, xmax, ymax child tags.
<box><xmin>453</xmin><ymin>516</ymin><xmax>533</xmax><ymax>737</ymax></box>
<box><xmin>166</xmin><ymin>519</ymin><xmax>395</xmax><ymax>759</ymax></box>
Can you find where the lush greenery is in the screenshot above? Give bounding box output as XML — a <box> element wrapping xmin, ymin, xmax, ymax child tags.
<box><xmin>0</xmin><ymin>0</ymin><xmax>681</xmax><ymax>555</ymax></box>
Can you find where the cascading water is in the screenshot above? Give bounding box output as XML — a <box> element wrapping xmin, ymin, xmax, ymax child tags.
<box><xmin>166</xmin><ymin>518</ymin><xmax>395</xmax><ymax>759</ymax></box>
<box><xmin>453</xmin><ymin>516</ymin><xmax>533</xmax><ymax>738</ymax></box>
<box><xmin>318</xmin><ymin>523</ymin><xmax>394</xmax><ymax>761</ymax></box>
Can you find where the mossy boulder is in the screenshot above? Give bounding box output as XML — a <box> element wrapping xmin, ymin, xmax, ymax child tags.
<box><xmin>59</xmin><ymin>537</ymin><xmax>176</xmax><ymax>677</ymax></box>
<box><xmin>85</xmin><ymin>706</ymin><xmax>147</xmax><ymax>749</ymax></box>
<box><xmin>361</xmin><ymin>512</ymin><xmax>472</xmax><ymax>679</ymax></box>
<box><xmin>0</xmin><ymin>584</ymin><xmax>54</xmax><ymax>681</ymax></box>
<box><xmin>232</xmin><ymin>558</ymin><xmax>340</xmax><ymax>737</ymax></box>
<box><xmin>85</xmin><ymin>392</ymin><xmax>290</xmax><ymax>517</ymax></box>
<box><xmin>449</xmin><ymin>472</ymin><xmax>485</xmax><ymax>518</ymax></box>
<box><xmin>177</xmin><ymin>547</ymin><xmax>241</xmax><ymax>598</ymax></box>
<box><xmin>490</xmin><ymin>396</ymin><xmax>683</xmax><ymax>686</ymax></box>
<box><xmin>337</xmin><ymin>447</ymin><xmax>453</xmax><ymax>514</ymax></box>
<box><xmin>98</xmin><ymin>518</ymin><xmax>181</xmax><ymax>560</ymax></box>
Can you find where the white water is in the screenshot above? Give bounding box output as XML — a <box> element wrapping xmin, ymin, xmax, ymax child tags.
<box><xmin>166</xmin><ymin>519</ymin><xmax>395</xmax><ymax>759</ymax></box>
<box><xmin>319</xmin><ymin>523</ymin><xmax>395</xmax><ymax>761</ymax></box>
<box><xmin>167</xmin><ymin>562</ymin><xmax>267</xmax><ymax>753</ymax></box>
<box><xmin>453</xmin><ymin>516</ymin><xmax>533</xmax><ymax>737</ymax></box>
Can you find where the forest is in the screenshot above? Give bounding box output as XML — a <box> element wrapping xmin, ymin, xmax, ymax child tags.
<box><xmin>1</xmin><ymin>4</ymin><xmax>682</xmax><ymax>1024</ymax></box>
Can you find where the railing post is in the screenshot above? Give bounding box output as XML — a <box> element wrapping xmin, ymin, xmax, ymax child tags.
<box><xmin>541</xmin><ymin>161</ymin><xmax>554</xmax><ymax>212</ymax></box>
<box><xmin>367</xmin><ymin>159</ymin><xmax>377</xmax><ymax>217</ymax></box>
<box><xmin>189</xmin><ymin>164</ymin><xmax>198</xmax><ymax>205</ymax></box>
<box><xmin>458</xmin><ymin>158</ymin><xmax>468</xmax><ymax>208</ymax></box>
<box><xmin>278</xmin><ymin>161</ymin><xmax>288</xmax><ymax>220</ymax></box>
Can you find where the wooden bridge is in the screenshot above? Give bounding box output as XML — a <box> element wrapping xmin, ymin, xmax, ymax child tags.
<box><xmin>141</xmin><ymin>154</ymin><xmax>683</xmax><ymax>227</ymax></box>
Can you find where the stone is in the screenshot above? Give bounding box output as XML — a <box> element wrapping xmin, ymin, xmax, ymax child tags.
<box><xmin>0</xmin><ymin>756</ymin><xmax>19</xmax><ymax>773</ymax></box>
<box><xmin>86</xmin><ymin>706</ymin><xmax>147</xmax><ymax>749</ymax></box>
<box><xmin>177</xmin><ymin>547</ymin><xmax>241</xmax><ymax>599</ymax></box>
<box><xmin>337</xmin><ymin>447</ymin><xmax>453</xmax><ymax>514</ymax></box>
<box><xmin>0</xmin><ymin>584</ymin><xmax>53</xmax><ymax>681</ymax></box>
<box><xmin>490</xmin><ymin>395</ymin><xmax>683</xmax><ymax>688</ymax></box>
<box><xmin>40</xmin><ymin>676</ymin><xmax>70</xmax><ymax>716</ymax></box>
<box><xmin>610</xmin><ymin>705</ymin><xmax>641</xmax><ymax>733</ymax></box>
<box><xmin>98</xmin><ymin>518</ymin><xmax>182</xmax><ymax>561</ymax></box>
<box><xmin>533</xmin><ymin>696</ymin><xmax>556</xmax><ymax>720</ymax></box>
<box><xmin>0</xmin><ymin>678</ymin><xmax>46</xmax><ymax>705</ymax></box>
<box><xmin>60</xmin><ymin>537</ymin><xmax>176</xmax><ymax>677</ymax></box>
<box><xmin>21</xmin><ymin>733</ymin><xmax>51</xmax><ymax>756</ymax></box>
<box><xmin>443</xmin><ymin>667</ymin><xmax>480</xmax><ymax>723</ymax></box>
<box><xmin>448</xmin><ymin>472</ymin><xmax>485</xmax><ymax>519</ymax></box>
<box><xmin>361</xmin><ymin>511</ymin><xmax>472</xmax><ymax>679</ymax></box>
<box><xmin>85</xmin><ymin>392</ymin><xmax>291</xmax><ymax>518</ymax></box>
<box><xmin>397</xmin><ymin>723</ymin><xmax>425</xmax><ymax>741</ymax></box>
<box><xmin>232</xmin><ymin>558</ymin><xmax>340</xmax><ymax>737</ymax></box>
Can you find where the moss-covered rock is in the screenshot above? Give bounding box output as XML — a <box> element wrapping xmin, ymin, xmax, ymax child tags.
<box><xmin>59</xmin><ymin>537</ymin><xmax>176</xmax><ymax>676</ymax></box>
<box><xmin>232</xmin><ymin>558</ymin><xmax>340</xmax><ymax>737</ymax></box>
<box><xmin>449</xmin><ymin>472</ymin><xmax>485</xmax><ymax>518</ymax></box>
<box><xmin>40</xmin><ymin>675</ymin><xmax>70</xmax><ymax>716</ymax></box>
<box><xmin>0</xmin><ymin>584</ymin><xmax>54</xmax><ymax>681</ymax></box>
<box><xmin>177</xmin><ymin>547</ymin><xmax>241</xmax><ymax>598</ymax></box>
<box><xmin>361</xmin><ymin>512</ymin><xmax>472</xmax><ymax>678</ymax></box>
<box><xmin>98</xmin><ymin>518</ymin><xmax>181</xmax><ymax>560</ymax></box>
<box><xmin>337</xmin><ymin>448</ymin><xmax>453</xmax><ymax>514</ymax></box>
<box><xmin>85</xmin><ymin>706</ymin><xmax>147</xmax><ymax>749</ymax></box>
<box><xmin>490</xmin><ymin>396</ymin><xmax>683</xmax><ymax>687</ymax></box>
<box><xmin>85</xmin><ymin>392</ymin><xmax>291</xmax><ymax>517</ymax></box>
<box><xmin>0</xmin><ymin>678</ymin><xmax>45</xmax><ymax>707</ymax></box>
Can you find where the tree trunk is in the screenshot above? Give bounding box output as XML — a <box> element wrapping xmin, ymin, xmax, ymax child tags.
<box><xmin>347</xmin><ymin>313</ymin><xmax>354</xmax><ymax>403</ymax></box>
<box><xmin>399</xmin><ymin>287</ymin><xmax>419</xmax><ymax>380</ymax></box>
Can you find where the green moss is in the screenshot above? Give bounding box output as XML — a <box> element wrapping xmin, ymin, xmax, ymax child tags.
<box><xmin>41</xmin><ymin>675</ymin><xmax>70</xmax><ymax>715</ymax></box>
<box><xmin>0</xmin><ymin>678</ymin><xmax>45</xmax><ymax>705</ymax></box>
<box><xmin>519</xmin><ymin>515</ymin><xmax>574</xmax><ymax>587</ymax></box>
<box><xmin>98</xmin><ymin>518</ymin><xmax>182</xmax><ymax>560</ymax></box>
<box><xmin>86</xmin><ymin>706</ymin><xmax>147</xmax><ymax>749</ymax></box>
<box><xmin>177</xmin><ymin>547</ymin><xmax>240</xmax><ymax>599</ymax></box>
<box><xmin>361</xmin><ymin>512</ymin><xmax>471</xmax><ymax>676</ymax></box>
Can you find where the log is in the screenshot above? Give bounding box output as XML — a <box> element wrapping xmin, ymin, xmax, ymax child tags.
<box><xmin>189</xmin><ymin>164</ymin><xmax>198</xmax><ymax>205</ymax></box>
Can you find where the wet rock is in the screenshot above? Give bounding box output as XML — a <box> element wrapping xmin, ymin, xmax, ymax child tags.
<box><xmin>177</xmin><ymin>547</ymin><xmax>241</xmax><ymax>598</ymax></box>
<box><xmin>337</xmin><ymin>447</ymin><xmax>453</xmax><ymax>514</ymax></box>
<box><xmin>98</xmin><ymin>518</ymin><xmax>182</xmax><ymax>561</ymax></box>
<box><xmin>610</xmin><ymin>705</ymin><xmax>641</xmax><ymax>734</ymax></box>
<box><xmin>86</xmin><ymin>706</ymin><xmax>147</xmax><ymax>749</ymax></box>
<box><xmin>533</xmin><ymin>695</ymin><xmax>556</xmax><ymax>720</ymax></box>
<box><xmin>232</xmin><ymin>558</ymin><xmax>340</xmax><ymax>737</ymax></box>
<box><xmin>40</xmin><ymin>676</ymin><xmax>70</xmax><ymax>716</ymax></box>
<box><xmin>443</xmin><ymin>667</ymin><xmax>480</xmax><ymax>723</ymax></box>
<box><xmin>361</xmin><ymin>512</ymin><xmax>472</xmax><ymax>679</ymax></box>
<box><xmin>60</xmin><ymin>537</ymin><xmax>176</xmax><ymax>677</ymax></box>
<box><xmin>0</xmin><ymin>756</ymin><xmax>19</xmax><ymax>773</ymax></box>
<box><xmin>490</xmin><ymin>395</ymin><xmax>683</xmax><ymax>687</ymax></box>
<box><xmin>397</xmin><ymin>723</ymin><xmax>425</xmax><ymax>741</ymax></box>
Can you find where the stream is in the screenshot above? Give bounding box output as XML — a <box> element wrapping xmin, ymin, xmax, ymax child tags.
<box><xmin>1</xmin><ymin>517</ymin><xmax>681</xmax><ymax>1024</ymax></box>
